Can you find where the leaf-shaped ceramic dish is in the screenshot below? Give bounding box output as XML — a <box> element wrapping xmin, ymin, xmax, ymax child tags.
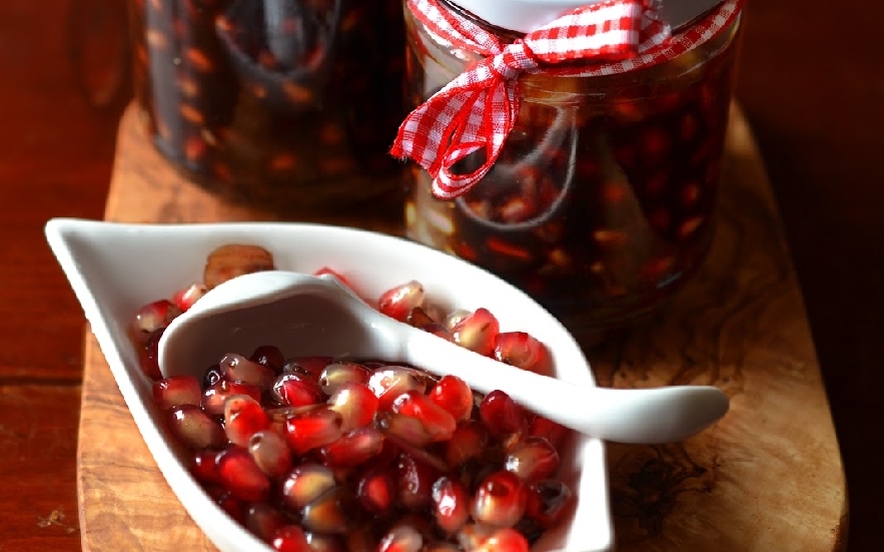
<box><xmin>45</xmin><ymin>217</ymin><xmax>613</xmax><ymax>552</ymax></box>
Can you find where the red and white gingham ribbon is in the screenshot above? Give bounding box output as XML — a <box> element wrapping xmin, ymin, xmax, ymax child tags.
<box><xmin>390</xmin><ymin>0</ymin><xmax>671</xmax><ymax>199</ymax></box>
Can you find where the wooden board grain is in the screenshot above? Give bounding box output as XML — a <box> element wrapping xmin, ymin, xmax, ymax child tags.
<box><xmin>77</xmin><ymin>103</ymin><xmax>847</xmax><ymax>551</ymax></box>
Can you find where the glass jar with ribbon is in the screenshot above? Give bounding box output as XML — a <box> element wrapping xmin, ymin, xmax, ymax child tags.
<box><xmin>128</xmin><ymin>0</ymin><xmax>406</xmax><ymax>215</ymax></box>
<box><xmin>393</xmin><ymin>0</ymin><xmax>744</xmax><ymax>337</ymax></box>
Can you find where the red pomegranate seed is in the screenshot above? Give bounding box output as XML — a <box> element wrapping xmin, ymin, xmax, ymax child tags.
<box><xmin>367</xmin><ymin>366</ymin><xmax>428</xmax><ymax>411</ymax></box>
<box><xmin>217</xmin><ymin>446</ymin><xmax>271</xmax><ymax>502</ymax></box>
<box><xmin>376</xmin><ymin>411</ymin><xmax>436</xmax><ymax>447</ymax></box>
<box><xmin>300</xmin><ymin>487</ymin><xmax>355</xmax><ymax>535</ymax></box>
<box><xmin>245</xmin><ymin>502</ymin><xmax>287</xmax><ymax>542</ymax></box>
<box><xmin>284</xmin><ymin>356</ymin><xmax>334</xmax><ymax>380</ymax></box>
<box><xmin>202</xmin><ymin>379</ymin><xmax>261</xmax><ymax>417</ymax></box>
<box><xmin>280</xmin><ymin>462</ymin><xmax>337</xmax><ymax>511</ymax></box>
<box><xmin>377</xmin><ymin>523</ymin><xmax>423</xmax><ymax>552</ymax></box>
<box><xmin>189</xmin><ymin>449</ymin><xmax>222</xmax><ymax>485</ymax></box>
<box><xmin>474</xmin><ymin>527</ymin><xmax>530</xmax><ymax>552</ymax></box>
<box><xmin>327</xmin><ymin>382</ymin><xmax>379</xmax><ymax>432</ymax></box>
<box><xmin>527</xmin><ymin>416</ymin><xmax>570</xmax><ymax>450</ymax></box>
<box><xmin>406</xmin><ymin>306</ymin><xmax>437</xmax><ymax>329</ymax></box>
<box><xmin>153</xmin><ymin>375</ymin><xmax>202</xmax><ymax>410</ymax></box>
<box><xmin>504</xmin><ymin>436</ymin><xmax>560</xmax><ymax>483</ymax></box>
<box><xmin>317</xmin><ymin>426</ymin><xmax>384</xmax><ymax>467</ymax></box>
<box><xmin>378</xmin><ymin>280</ymin><xmax>425</xmax><ymax>322</ymax></box>
<box><xmin>271</xmin><ymin>524</ymin><xmax>312</xmax><ymax>552</ymax></box>
<box><xmin>224</xmin><ymin>394</ymin><xmax>271</xmax><ymax>447</ymax></box>
<box><xmin>248</xmin><ymin>429</ymin><xmax>292</xmax><ymax>478</ymax></box>
<box><xmin>272</xmin><ymin>372</ymin><xmax>325</xmax><ymax>407</ymax></box>
<box><xmin>397</xmin><ymin>452</ymin><xmax>442</xmax><ymax>511</ymax></box>
<box><xmin>492</xmin><ymin>332</ymin><xmax>553</xmax><ymax>376</ymax></box>
<box><xmin>303</xmin><ymin>531</ymin><xmax>346</xmax><ymax>552</ymax></box>
<box><xmin>479</xmin><ymin>390</ymin><xmax>529</xmax><ymax>437</ymax></box>
<box><xmin>283</xmin><ymin>406</ymin><xmax>344</xmax><ymax>455</ymax></box>
<box><xmin>451</xmin><ymin>308</ymin><xmax>500</xmax><ymax>356</ymax></box>
<box><xmin>313</xmin><ymin>266</ymin><xmax>354</xmax><ymax>290</ymax></box>
<box><xmin>428</xmin><ymin>375</ymin><xmax>474</xmax><ymax>422</ymax></box>
<box><xmin>318</xmin><ymin>361</ymin><xmax>372</xmax><ymax>395</ymax></box>
<box><xmin>250</xmin><ymin>345</ymin><xmax>285</xmax><ymax>373</ymax></box>
<box><xmin>166</xmin><ymin>404</ymin><xmax>226</xmax><ymax>450</ymax></box>
<box><xmin>445</xmin><ymin>420</ymin><xmax>490</xmax><ymax>468</ymax></box>
<box><xmin>431</xmin><ymin>476</ymin><xmax>470</xmax><ymax>535</ymax></box>
<box><xmin>526</xmin><ymin>479</ymin><xmax>574</xmax><ymax>529</ymax></box>
<box><xmin>215</xmin><ymin>489</ymin><xmax>247</xmax><ymax>525</ymax></box>
<box><xmin>219</xmin><ymin>353</ymin><xmax>276</xmax><ymax>389</ymax></box>
<box><xmin>138</xmin><ymin>328</ymin><xmax>164</xmax><ymax>380</ymax></box>
<box><xmin>392</xmin><ymin>390</ymin><xmax>457</xmax><ymax>442</ymax></box>
<box><xmin>356</xmin><ymin>466</ymin><xmax>397</xmax><ymax>515</ymax></box>
<box><xmin>131</xmin><ymin>299</ymin><xmax>181</xmax><ymax>344</ymax></box>
<box><xmin>172</xmin><ymin>283</ymin><xmax>207</xmax><ymax>312</ymax></box>
<box><xmin>471</xmin><ymin>470</ymin><xmax>528</xmax><ymax>528</ymax></box>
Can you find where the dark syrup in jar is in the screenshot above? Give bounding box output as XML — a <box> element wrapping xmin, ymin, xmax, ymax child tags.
<box><xmin>404</xmin><ymin>3</ymin><xmax>741</xmax><ymax>333</ymax></box>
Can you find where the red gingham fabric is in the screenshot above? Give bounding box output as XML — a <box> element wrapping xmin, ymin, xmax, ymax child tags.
<box><xmin>390</xmin><ymin>0</ymin><xmax>743</xmax><ymax>200</ymax></box>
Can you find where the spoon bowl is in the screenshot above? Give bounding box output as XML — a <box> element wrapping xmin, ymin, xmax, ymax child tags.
<box><xmin>159</xmin><ymin>270</ymin><xmax>728</xmax><ymax>444</ymax></box>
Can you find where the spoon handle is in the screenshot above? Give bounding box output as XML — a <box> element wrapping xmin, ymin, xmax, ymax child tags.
<box><xmin>403</xmin><ymin>329</ymin><xmax>729</xmax><ymax>444</ymax></box>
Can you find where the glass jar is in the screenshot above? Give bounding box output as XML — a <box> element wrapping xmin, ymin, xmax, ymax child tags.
<box><xmin>128</xmin><ymin>0</ymin><xmax>406</xmax><ymax>214</ymax></box>
<box><xmin>402</xmin><ymin>0</ymin><xmax>743</xmax><ymax>335</ymax></box>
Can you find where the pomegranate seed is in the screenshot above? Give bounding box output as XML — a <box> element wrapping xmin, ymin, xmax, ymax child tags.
<box><xmin>443</xmin><ymin>309</ymin><xmax>471</xmax><ymax>331</ymax></box>
<box><xmin>166</xmin><ymin>404</ymin><xmax>226</xmax><ymax>450</ymax></box>
<box><xmin>284</xmin><ymin>356</ymin><xmax>333</xmax><ymax>380</ymax></box>
<box><xmin>224</xmin><ymin>394</ymin><xmax>271</xmax><ymax>447</ymax></box>
<box><xmin>131</xmin><ymin>299</ymin><xmax>181</xmax><ymax>344</ymax></box>
<box><xmin>215</xmin><ymin>490</ymin><xmax>247</xmax><ymax>525</ymax></box>
<box><xmin>248</xmin><ymin>429</ymin><xmax>292</xmax><ymax>478</ymax></box>
<box><xmin>280</xmin><ymin>462</ymin><xmax>337</xmax><ymax>511</ymax></box>
<box><xmin>318</xmin><ymin>361</ymin><xmax>372</xmax><ymax>395</ymax></box>
<box><xmin>445</xmin><ymin>420</ymin><xmax>490</xmax><ymax>468</ymax></box>
<box><xmin>313</xmin><ymin>266</ymin><xmax>354</xmax><ymax>290</ymax></box>
<box><xmin>250</xmin><ymin>345</ymin><xmax>285</xmax><ymax>373</ymax></box>
<box><xmin>474</xmin><ymin>527</ymin><xmax>530</xmax><ymax>552</ymax></box>
<box><xmin>217</xmin><ymin>446</ymin><xmax>271</xmax><ymax>502</ymax></box>
<box><xmin>304</xmin><ymin>531</ymin><xmax>346</xmax><ymax>552</ymax></box>
<box><xmin>138</xmin><ymin>328</ymin><xmax>164</xmax><ymax>380</ymax></box>
<box><xmin>245</xmin><ymin>502</ymin><xmax>287</xmax><ymax>542</ymax></box>
<box><xmin>504</xmin><ymin>436</ymin><xmax>560</xmax><ymax>483</ymax></box>
<box><xmin>202</xmin><ymin>379</ymin><xmax>261</xmax><ymax>417</ymax></box>
<box><xmin>202</xmin><ymin>363</ymin><xmax>223</xmax><ymax>388</ymax></box>
<box><xmin>367</xmin><ymin>366</ymin><xmax>428</xmax><ymax>411</ymax></box>
<box><xmin>376</xmin><ymin>411</ymin><xmax>436</xmax><ymax>447</ymax></box>
<box><xmin>492</xmin><ymin>332</ymin><xmax>553</xmax><ymax>376</ymax></box>
<box><xmin>271</xmin><ymin>524</ymin><xmax>312</xmax><ymax>552</ymax></box>
<box><xmin>317</xmin><ymin>426</ymin><xmax>384</xmax><ymax>467</ymax></box>
<box><xmin>471</xmin><ymin>470</ymin><xmax>528</xmax><ymax>528</ymax></box>
<box><xmin>397</xmin><ymin>453</ymin><xmax>442</xmax><ymax>511</ymax></box>
<box><xmin>451</xmin><ymin>308</ymin><xmax>500</xmax><ymax>356</ymax></box>
<box><xmin>378</xmin><ymin>280</ymin><xmax>425</xmax><ymax>322</ymax></box>
<box><xmin>153</xmin><ymin>375</ymin><xmax>201</xmax><ymax>410</ymax></box>
<box><xmin>272</xmin><ymin>372</ymin><xmax>325</xmax><ymax>407</ymax></box>
<box><xmin>189</xmin><ymin>449</ymin><xmax>222</xmax><ymax>484</ymax></box>
<box><xmin>300</xmin><ymin>487</ymin><xmax>355</xmax><ymax>535</ymax></box>
<box><xmin>283</xmin><ymin>406</ymin><xmax>344</xmax><ymax>455</ymax></box>
<box><xmin>525</xmin><ymin>479</ymin><xmax>574</xmax><ymax>528</ymax></box>
<box><xmin>326</xmin><ymin>382</ymin><xmax>379</xmax><ymax>432</ymax></box>
<box><xmin>203</xmin><ymin>244</ymin><xmax>275</xmax><ymax>290</ymax></box>
<box><xmin>406</xmin><ymin>306</ymin><xmax>437</xmax><ymax>329</ymax></box>
<box><xmin>428</xmin><ymin>375</ymin><xmax>474</xmax><ymax>422</ymax></box>
<box><xmin>356</xmin><ymin>466</ymin><xmax>397</xmax><ymax>515</ymax></box>
<box><xmin>392</xmin><ymin>390</ymin><xmax>457</xmax><ymax>442</ymax></box>
<box><xmin>431</xmin><ymin>476</ymin><xmax>470</xmax><ymax>534</ymax></box>
<box><xmin>527</xmin><ymin>416</ymin><xmax>570</xmax><ymax>450</ymax></box>
<box><xmin>219</xmin><ymin>353</ymin><xmax>276</xmax><ymax>389</ymax></box>
<box><xmin>377</xmin><ymin>523</ymin><xmax>423</xmax><ymax>552</ymax></box>
<box><xmin>171</xmin><ymin>283</ymin><xmax>207</xmax><ymax>312</ymax></box>
<box><xmin>479</xmin><ymin>390</ymin><xmax>529</xmax><ymax>437</ymax></box>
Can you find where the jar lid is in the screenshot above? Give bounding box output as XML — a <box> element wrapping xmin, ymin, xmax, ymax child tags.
<box><xmin>450</xmin><ymin>0</ymin><xmax>725</xmax><ymax>33</ymax></box>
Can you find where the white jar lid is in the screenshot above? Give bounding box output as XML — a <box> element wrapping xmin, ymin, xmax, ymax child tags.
<box><xmin>451</xmin><ymin>0</ymin><xmax>724</xmax><ymax>34</ymax></box>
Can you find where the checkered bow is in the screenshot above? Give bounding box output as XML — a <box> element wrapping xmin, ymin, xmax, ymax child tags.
<box><xmin>389</xmin><ymin>0</ymin><xmax>672</xmax><ymax>199</ymax></box>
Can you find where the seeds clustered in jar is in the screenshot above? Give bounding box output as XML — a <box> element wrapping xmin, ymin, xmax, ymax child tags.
<box><xmin>129</xmin><ymin>244</ymin><xmax>577</xmax><ymax>551</ymax></box>
<box><xmin>402</xmin><ymin>0</ymin><xmax>743</xmax><ymax>333</ymax></box>
<box><xmin>128</xmin><ymin>0</ymin><xmax>406</xmax><ymax>213</ymax></box>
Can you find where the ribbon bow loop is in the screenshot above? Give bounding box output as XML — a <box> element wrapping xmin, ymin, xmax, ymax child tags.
<box><xmin>391</xmin><ymin>0</ymin><xmax>670</xmax><ymax>199</ymax></box>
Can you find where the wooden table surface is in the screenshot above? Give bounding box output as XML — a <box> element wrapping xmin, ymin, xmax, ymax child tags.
<box><xmin>0</xmin><ymin>1</ymin><xmax>881</xmax><ymax>551</ymax></box>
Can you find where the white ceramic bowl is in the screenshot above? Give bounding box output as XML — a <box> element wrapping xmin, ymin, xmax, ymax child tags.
<box><xmin>45</xmin><ymin>217</ymin><xmax>613</xmax><ymax>552</ymax></box>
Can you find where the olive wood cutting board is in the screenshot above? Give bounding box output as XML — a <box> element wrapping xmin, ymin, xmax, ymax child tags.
<box><xmin>76</xmin><ymin>103</ymin><xmax>848</xmax><ymax>551</ymax></box>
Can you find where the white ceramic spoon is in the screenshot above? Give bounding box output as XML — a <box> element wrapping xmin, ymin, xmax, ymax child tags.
<box><xmin>158</xmin><ymin>270</ymin><xmax>728</xmax><ymax>444</ymax></box>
